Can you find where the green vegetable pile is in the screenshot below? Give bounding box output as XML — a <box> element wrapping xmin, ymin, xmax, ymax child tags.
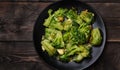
<box><xmin>41</xmin><ymin>8</ymin><xmax>102</xmax><ymax>62</ymax></box>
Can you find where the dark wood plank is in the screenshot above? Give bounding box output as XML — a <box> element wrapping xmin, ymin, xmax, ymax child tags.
<box><xmin>0</xmin><ymin>42</ymin><xmax>120</xmax><ymax>70</ymax></box>
<box><xmin>104</xmin><ymin>18</ymin><xmax>120</xmax><ymax>42</ymax></box>
<box><xmin>0</xmin><ymin>42</ymin><xmax>37</xmax><ymax>57</ymax></box>
<box><xmin>89</xmin><ymin>3</ymin><xmax>120</xmax><ymax>18</ymax></box>
<box><xmin>0</xmin><ymin>3</ymin><xmax>120</xmax><ymax>18</ymax></box>
<box><xmin>39</xmin><ymin>0</ymin><xmax>120</xmax><ymax>3</ymax></box>
<box><xmin>0</xmin><ymin>3</ymin><xmax>120</xmax><ymax>42</ymax></box>
<box><xmin>0</xmin><ymin>41</ymin><xmax>55</xmax><ymax>70</ymax></box>
<box><xmin>0</xmin><ymin>62</ymin><xmax>55</xmax><ymax>70</ymax></box>
<box><xmin>88</xmin><ymin>42</ymin><xmax>120</xmax><ymax>70</ymax></box>
<box><xmin>0</xmin><ymin>62</ymin><xmax>36</xmax><ymax>70</ymax></box>
<box><xmin>0</xmin><ymin>0</ymin><xmax>120</xmax><ymax>3</ymax></box>
<box><xmin>0</xmin><ymin>2</ymin><xmax>51</xmax><ymax>41</ymax></box>
<box><xmin>0</xmin><ymin>41</ymin><xmax>54</xmax><ymax>70</ymax></box>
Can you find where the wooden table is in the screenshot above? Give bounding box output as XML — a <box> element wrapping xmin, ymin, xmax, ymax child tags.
<box><xmin>0</xmin><ymin>0</ymin><xmax>120</xmax><ymax>70</ymax></box>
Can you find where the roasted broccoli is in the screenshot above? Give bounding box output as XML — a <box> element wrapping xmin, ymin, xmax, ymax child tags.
<box><xmin>52</xmin><ymin>31</ymin><xmax>64</xmax><ymax>48</ymax></box>
<box><xmin>90</xmin><ymin>28</ymin><xmax>102</xmax><ymax>45</ymax></box>
<box><xmin>80</xmin><ymin>10</ymin><xmax>94</xmax><ymax>24</ymax></box>
<box><xmin>41</xmin><ymin>8</ymin><xmax>102</xmax><ymax>63</ymax></box>
<box><xmin>41</xmin><ymin>39</ymin><xmax>56</xmax><ymax>56</ymax></box>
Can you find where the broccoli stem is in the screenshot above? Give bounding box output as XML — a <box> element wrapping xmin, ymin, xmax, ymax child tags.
<box><xmin>41</xmin><ymin>39</ymin><xmax>56</xmax><ymax>56</ymax></box>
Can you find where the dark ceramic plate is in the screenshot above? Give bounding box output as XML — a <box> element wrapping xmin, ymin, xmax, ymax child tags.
<box><xmin>33</xmin><ymin>0</ymin><xmax>106</xmax><ymax>70</ymax></box>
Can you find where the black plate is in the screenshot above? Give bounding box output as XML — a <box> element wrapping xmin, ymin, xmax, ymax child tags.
<box><xmin>33</xmin><ymin>0</ymin><xmax>106</xmax><ymax>70</ymax></box>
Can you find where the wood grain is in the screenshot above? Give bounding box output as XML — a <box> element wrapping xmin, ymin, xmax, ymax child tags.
<box><xmin>0</xmin><ymin>2</ymin><xmax>50</xmax><ymax>41</ymax></box>
<box><xmin>0</xmin><ymin>0</ymin><xmax>120</xmax><ymax>3</ymax></box>
<box><xmin>0</xmin><ymin>1</ymin><xmax>120</xmax><ymax>70</ymax></box>
<box><xmin>88</xmin><ymin>42</ymin><xmax>120</xmax><ymax>70</ymax></box>
<box><xmin>0</xmin><ymin>3</ymin><xmax>120</xmax><ymax>41</ymax></box>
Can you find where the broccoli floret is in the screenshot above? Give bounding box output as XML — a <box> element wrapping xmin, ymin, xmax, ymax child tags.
<box><xmin>41</xmin><ymin>39</ymin><xmax>56</xmax><ymax>56</ymax></box>
<box><xmin>79</xmin><ymin>10</ymin><xmax>94</xmax><ymax>24</ymax></box>
<box><xmin>72</xmin><ymin>45</ymin><xmax>90</xmax><ymax>62</ymax></box>
<box><xmin>66</xmin><ymin>45</ymin><xmax>78</xmax><ymax>56</ymax></box>
<box><xmin>69</xmin><ymin>26</ymin><xmax>87</xmax><ymax>45</ymax></box>
<box><xmin>54</xmin><ymin>8</ymin><xmax>68</xmax><ymax>17</ymax></box>
<box><xmin>90</xmin><ymin>28</ymin><xmax>102</xmax><ymax>45</ymax></box>
<box><xmin>49</xmin><ymin>20</ymin><xmax>63</xmax><ymax>30</ymax></box>
<box><xmin>52</xmin><ymin>31</ymin><xmax>64</xmax><ymax>48</ymax></box>
<box><xmin>70</xmin><ymin>26</ymin><xmax>79</xmax><ymax>44</ymax></box>
<box><xmin>78</xmin><ymin>24</ymin><xmax>92</xmax><ymax>42</ymax></box>
<box><xmin>44</xmin><ymin>8</ymin><xmax>66</xmax><ymax>30</ymax></box>
<box><xmin>45</xmin><ymin>28</ymin><xmax>58</xmax><ymax>41</ymax></box>
<box><xmin>63</xmin><ymin>19</ymin><xmax>72</xmax><ymax>31</ymax></box>
<box><xmin>83</xmin><ymin>44</ymin><xmax>92</xmax><ymax>50</ymax></box>
<box><xmin>78</xmin><ymin>32</ymin><xmax>87</xmax><ymax>44</ymax></box>
<box><xmin>65</xmin><ymin>8</ymin><xmax>77</xmax><ymax>20</ymax></box>
<box><xmin>73</xmin><ymin>53</ymin><xmax>84</xmax><ymax>62</ymax></box>
<box><xmin>59</xmin><ymin>54</ymin><xmax>69</xmax><ymax>62</ymax></box>
<box><xmin>75</xmin><ymin>15</ymin><xmax>84</xmax><ymax>25</ymax></box>
<box><xmin>43</xmin><ymin>9</ymin><xmax>53</xmax><ymax>27</ymax></box>
<box><xmin>63</xmin><ymin>32</ymin><xmax>71</xmax><ymax>43</ymax></box>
